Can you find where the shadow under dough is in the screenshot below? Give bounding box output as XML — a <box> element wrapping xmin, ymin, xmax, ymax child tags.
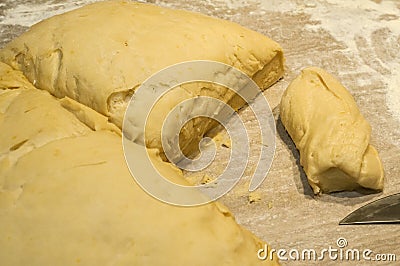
<box><xmin>275</xmin><ymin>112</ymin><xmax>314</xmax><ymax>198</ymax></box>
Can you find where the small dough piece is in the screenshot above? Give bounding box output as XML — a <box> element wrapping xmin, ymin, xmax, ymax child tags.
<box><xmin>280</xmin><ymin>67</ymin><xmax>384</xmax><ymax>194</ymax></box>
<box><xmin>0</xmin><ymin>0</ymin><xmax>284</xmax><ymax>157</ymax></box>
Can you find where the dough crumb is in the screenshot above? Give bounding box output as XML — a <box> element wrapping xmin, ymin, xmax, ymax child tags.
<box><xmin>212</xmin><ymin>130</ymin><xmax>231</xmax><ymax>148</ymax></box>
<box><xmin>200</xmin><ymin>174</ymin><xmax>214</xmax><ymax>184</ymax></box>
<box><xmin>248</xmin><ymin>192</ymin><xmax>261</xmax><ymax>203</ymax></box>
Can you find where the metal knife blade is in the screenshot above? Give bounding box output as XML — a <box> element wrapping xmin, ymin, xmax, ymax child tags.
<box><xmin>339</xmin><ymin>193</ymin><xmax>400</xmax><ymax>225</ymax></box>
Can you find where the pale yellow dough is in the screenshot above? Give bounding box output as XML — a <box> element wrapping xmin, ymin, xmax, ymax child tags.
<box><xmin>0</xmin><ymin>0</ymin><xmax>284</xmax><ymax>158</ymax></box>
<box><xmin>0</xmin><ymin>62</ymin><xmax>279</xmax><ymax>265</ymax></box>
<box><xmin>280</xmin><ymin>67</ymin><xmax>384</xmax><ymax>194</ymax></box>
<box><xmin>0</xmin><ymin>0</ymin><xmax>285</xmax><ymax>264</ymax></box>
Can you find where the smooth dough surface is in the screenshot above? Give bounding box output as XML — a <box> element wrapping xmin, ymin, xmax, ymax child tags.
<box><xmin>0</xmin><ymin>62</ymin><xmax>279</xmax><ymax>265</ymax></box>
<box><xmin>280</xmin><ymin>67</ymin><xmax>384</xmax><ymax>194</ymax></box>
<box><xmin>0</xmin><ymin>0</ymin><xmax>284</xmax><ymax>158</ymax></box>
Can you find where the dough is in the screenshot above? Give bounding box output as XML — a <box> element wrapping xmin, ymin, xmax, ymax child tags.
<box><xmin>280</xmin><ymin>67</ymin><xmax>384</xmax><ymax>194</ymax></box>
<box><xmin>0</xmin><ymin>62</ymin><xmax>120</xmax><ymax>166</ymax></box>
<box><xmin>0</xmin><ymin>62</ymin><xmax>279</xmax><ymax>265</ymax></box>
<box><xmin>0</xmin><ymin>0</ymin><xmax>284</xmax><ymax>158</ymax></box>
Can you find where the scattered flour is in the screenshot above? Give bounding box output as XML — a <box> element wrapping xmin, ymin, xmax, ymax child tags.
<box><xmin>253</xmin><ymin>0</ymin><xmax>400</xmax><ymax>121</ymax></box>
<box><xmin>0</xmin><ymin>0</ymin><xmax>100</xmax><ymax>27</ymax></box>
<box><xmin>302</xmin><ymin>1</ymin><xmax>400</xmax><ymax>121</ymax></box>
<box><xmin>386</xmin><ymin>66</ymin><xmax>400</xmax><ymax>120</ymax></box>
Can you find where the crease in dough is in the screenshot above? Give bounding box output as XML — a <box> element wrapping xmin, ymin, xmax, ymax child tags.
<box><xmin>280</xmin><ymin>67</ymin><xmax>384</xmax><ymax>194</ymax></box>
<box><xmin>0</xmin><ymin>62</ymin><xmax>120</xmax><ymax>167</ymax></box>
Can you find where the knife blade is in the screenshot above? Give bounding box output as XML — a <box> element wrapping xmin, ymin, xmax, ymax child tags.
<box><xmin>339</xmin><ymin>193</ymin><xmax>400</xmax><ymax>225</ymax></box>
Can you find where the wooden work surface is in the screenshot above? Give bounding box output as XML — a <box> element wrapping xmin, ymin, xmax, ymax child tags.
<box><xmin>1</xmin><ymin>1</ymin><xmax>399</xmax><ymax>265</ymax></box>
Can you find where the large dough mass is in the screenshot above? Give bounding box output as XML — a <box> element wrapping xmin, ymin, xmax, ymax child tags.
<box><xmin>0</xmin><ymin>0</ymin><xmax>284</xmax><ymax>158</ymax></box>
<box><xmin>0</xmin><ymin>0</ymin><xmax>285</xmax><ymax>265</ymax></box>
<box><xmin>0</xmin><ymin>62</ymin><xmax>279</xmax><ymax>265</ymax></box>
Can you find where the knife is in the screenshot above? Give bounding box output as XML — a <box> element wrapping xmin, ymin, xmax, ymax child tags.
<box><xmin>339</xmin><ymin>193</ymin><xmax>400</xmax><ymax>225</ymax></box>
